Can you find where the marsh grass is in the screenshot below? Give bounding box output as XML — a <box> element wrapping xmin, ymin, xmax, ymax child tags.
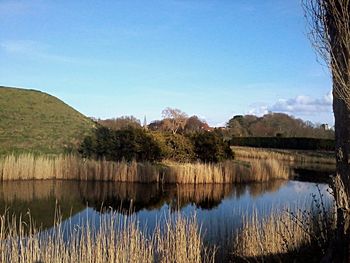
<box><xmin>0</xmin><ymin>154</ymin><xmax>290</xmax><ymax>183</ymax></box>
<box><xmin>233</xmin><ymin>146</ymin><xmax>335</xmax><ymax>164</ymax></box>
<box><xmin>0</xmin><ymin>210</ymin><xmax>213</xmax><ymax>263</ymax></box>
<box><xmin>0</xmin><ymin>154</ymin><xmax>159</xmax><ymax>182</ymax></box>
<box><xmin>233</xmin><ymin>210</ymin><xmax>312</xmax><ymax>259</ymax></box>
<box><xmin>233</xmin><ymin>188</ymin><xmax>336</xmax><ymax>262</ymax></box>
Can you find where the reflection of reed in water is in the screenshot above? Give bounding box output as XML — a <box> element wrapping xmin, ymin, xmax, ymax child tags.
<box><xmin>166</xmin><ymin>184</ymin><xmax>234</xmax><ymax>210</ymax></box>
<box><xmin>0</xmin><ymin>180</ymin><xmax>82</xmax><ymax>202</ymax></box>
<box><xmin>0</xmin><ymin>181</ymin><xmax>85</xmax><ymax>230</ymax></box>
<box><xmin>247</xmin><ymin>180</ymin><xmax>287</xmax><ymax>198</ymax></box>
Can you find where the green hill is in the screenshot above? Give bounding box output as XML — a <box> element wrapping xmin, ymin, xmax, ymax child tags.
<box><xmin>0</xmin><ymin>86</ymin><xmax>96</xmax><ymax>154</ymax></box>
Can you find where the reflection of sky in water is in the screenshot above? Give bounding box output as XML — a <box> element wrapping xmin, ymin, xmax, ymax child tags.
<box><xmin>0</xmin><ymin>179</ymin><xmax>332</xmax><ymax>259</ymax></box>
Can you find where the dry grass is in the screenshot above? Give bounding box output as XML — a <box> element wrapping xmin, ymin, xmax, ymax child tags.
<box><xmin>0</xmin><ymin>211</ymin><xmax>212</xmax><ymax>263</ymax></box>
<box><xmin>233</xmin><ymin>146</ymin><xmax>335</xmax><ymax>164</ymax></box>
<box><xmin>0</xmin><ymin>154</ymin><xmax>159</xmax><ymax>182</ymax></box>
<box><xmin>161</xmin><ymin>159</ymin><xmax>289</xmax><ymax>184</ymax></box>
<box><xmin>0</xmin><ymin>154</ymin><xmax>290</xmax><ymax>183</ymax></box>
<box><xmin>233</xmin><ymin>203</ymin><xmax>335</xmax><ymax>261</ymax></box>
<box><xmin>233</xmin><ymin>211</ymin><xmax>311</xmax><ymax>259</ymax></box>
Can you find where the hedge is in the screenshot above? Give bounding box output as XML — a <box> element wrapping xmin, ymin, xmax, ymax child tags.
<box><xmin>230</xmin><ymin>137</ymin><xmax>334</xmax><ymax>151</ymax></box>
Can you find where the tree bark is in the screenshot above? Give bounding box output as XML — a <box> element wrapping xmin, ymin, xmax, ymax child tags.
<box><xmin>327</xmin><ymin>1</ymin><xmax>350</xmax><ymax>261</ymax></box>
<box><xmin>332</xmin><ymin>95</ymin><xmax>350</xmax><ymax>262</ymax></box>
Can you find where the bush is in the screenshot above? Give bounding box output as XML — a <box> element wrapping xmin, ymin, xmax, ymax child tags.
<box><xmin>191</xmin><ymin>131</ymin><xmax>233</xmax><ymax>163</ymax></box>
<box><xmin>151</xmin><ymin>132</ymin><xmax>195</xmax><ymax>162</ymax></box>
<box><xmin>79</xmin><ymin>127</ymin><xmax>162</xmax><ymax>162</ymax></box>
<box><xmin>80</xmin><ymin>127</ymin><xmax>234</xmax><ymax>164</ymax></box>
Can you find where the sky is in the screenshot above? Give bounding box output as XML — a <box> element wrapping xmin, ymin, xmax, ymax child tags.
<box><xmin>0</xmin><ymin>0</ymin><xmax>333</xmax><ymax>126</ymax></box>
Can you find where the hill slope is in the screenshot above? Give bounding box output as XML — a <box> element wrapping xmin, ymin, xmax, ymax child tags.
<box><xmin>0</xmin><ymin>86</ymin><xmax>95</xmax><ymax>154</ymax></box>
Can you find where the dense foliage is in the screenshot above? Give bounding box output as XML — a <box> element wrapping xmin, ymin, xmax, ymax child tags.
<box><xmin>151</xmin><ymin>132</ymin><xmax>195</xmax><ymax>162</ymax></box>
<box><xmin>230</xmin><ymin>137</ymin><xmax>334</xmax><ymax>151</ymax></box>
<box><xmin>80</xmin><ymin>127</ymin><xmax>233</xmax><ymax>163</ymax></box>
<box><xmin>191</xmin><ymin>131</ymin><xmax>234</xmax><ymax>162</ymax></box>
<box><xmin>225</xmin><ymin>113</ymin><xmax>334</xmax><ymax>139</ymax></box>
<box><xmin>79</xmin><ymin>127</ymin><xmax>162</xmax><ymax>162</ymax></box>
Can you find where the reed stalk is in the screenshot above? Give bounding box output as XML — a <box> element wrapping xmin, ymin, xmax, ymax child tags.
<box><xmin>0</xmin><ymin>153</ymin><xmax>289</xmax><ymax>183</ymax></box>
<box><xmin>0</xmin><ymin>211</ymin><xmax>211</xmax><ymax>263</ymax></box>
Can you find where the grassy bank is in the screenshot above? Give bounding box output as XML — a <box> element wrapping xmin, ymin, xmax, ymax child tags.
<box><xmin>0</xmin><ymin>87</ymin><xmax>95</xmax><ymax>155</ymax></box>
<box><xmin>0</xmin><ymin>154</ymin><xmax>289</xmax><ymax>183</ymax></box>
<box><xmin>232</xmin><ymin>146</ymin><xmax>335</xmax><ymax>165</ymax></box>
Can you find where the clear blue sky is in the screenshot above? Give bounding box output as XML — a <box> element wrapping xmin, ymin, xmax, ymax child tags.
<box><xmin>0</xmin><ymin>0</ymin><xmax>333</xmax><ymax>126</ymax></box>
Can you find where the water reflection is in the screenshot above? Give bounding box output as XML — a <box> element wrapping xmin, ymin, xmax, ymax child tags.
<box><xmin>0</xmin><ymin>179</ymin><xmax>331</xmax><ymax>262</ymax></box>
<box><xmin>0</xmin><ymin>180</ymin><xmax>288</xmax><ymax>221</ymax></box>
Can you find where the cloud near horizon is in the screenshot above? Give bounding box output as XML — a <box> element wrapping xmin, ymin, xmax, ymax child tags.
<box><xmin>248</xmin><ymin>91</ymin><xmax>333</xmax><ymax>122</ymax></box>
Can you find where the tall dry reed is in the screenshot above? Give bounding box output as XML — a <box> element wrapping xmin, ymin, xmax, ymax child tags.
<box><xmin>0</xmin><ymin>154</ymin><xmax>290</xmax><ymax>183</ymax></box>
<box><xmin>233</xmin><ymin>146</ymin><xmax>335</xmax><ymax>164</ymax></box>
<box><xmin>0</xmin><ymin>211</ymin><xmax>212</xmax><ymax>263</ymax></box>
<box><xmin>162</xmin><ymin>160</ymin><xmax>289</xmax><ymax>184</ymax></box>
<box><xmin>233</xmin><ymin>211</ymin><xmax>311</xmax><ymax>259</ymax></box>
<box><xmin>233</xmin><ymin>200</ymin><xmax>335</xmax><ymax>261</ymax></box>
<box><xmin>0</xmin><ymin>154</ymin><xmax>159</xmax><ymax>182</ymax></box>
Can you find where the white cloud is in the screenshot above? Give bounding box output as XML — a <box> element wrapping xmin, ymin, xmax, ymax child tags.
<box><xmin>248</xmin><ymin>91</ymin><xmax>333</xmax><ymax>122</ymax></box>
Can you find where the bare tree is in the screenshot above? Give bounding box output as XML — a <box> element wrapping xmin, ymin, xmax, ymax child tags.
<box><xmin>161</xmin><ymin>107</ymin><xmax>188</xmax><ymax>134</ymax></box>
<box><xmin>303</xmin><ymin>0</ymin><xmax>350</xmax><ymax>261</ymax></box>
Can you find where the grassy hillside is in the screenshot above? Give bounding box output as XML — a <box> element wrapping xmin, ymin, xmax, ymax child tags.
<box><xmin>0</xmin><ymin>86</ymin><xmax>96</xmax><ymax>154</ymax></box>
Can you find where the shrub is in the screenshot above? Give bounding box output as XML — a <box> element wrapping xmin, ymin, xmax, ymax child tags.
<box><xmin>191</xmin><ymin>131</ymin><xmax>233</xmax><ymax>163</ymax></box>
<box><xmin>79</xmin><ymin>127</ymin><xmax>162</xmax><ymax>162</ymax></box>
<box><xmin>151</xmin><ymin>132</ymin><xmax>195</xmax><ymax>162</ymax></box>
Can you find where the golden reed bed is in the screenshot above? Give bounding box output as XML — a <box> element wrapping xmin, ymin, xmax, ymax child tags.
<box><xmin>0</xmin><ymin>206</ymin><xmax>331</xmax><ymax>263</ymax></box>
<box><xmin>0</xmin><ymin>154</ymin><xmax>289</xmax><ymax>183</ymax></box>
<box><xmin>0</xmin><ymin>211</ymin><xmax>213</xmax><ymax>263</ymax></box>
<box><xmin>232</xmin><ymin>146</ymin><xmax>335</xmax><ymax>164</ymax></box>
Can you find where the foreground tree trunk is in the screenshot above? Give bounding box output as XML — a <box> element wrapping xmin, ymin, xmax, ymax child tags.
<box><xmin>332</xmin><ymin>96</ymin><xmax>350</xmax><ymax>262</ymax></box>
<box><xmin>303</xmin><ymin>0</ymin><xmax>350</xmax><ymax>261</ymax></box>
<box><xmin>329</xmin><ymin>1</ymin><xmax>350</xmax><ymax>260</ymax></box>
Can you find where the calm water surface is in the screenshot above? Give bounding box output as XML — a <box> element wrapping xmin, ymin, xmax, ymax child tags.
<box><xmin>0</xmin><ymin>178</ymin><xmax>332</xmax><ymax>260</ymax></box>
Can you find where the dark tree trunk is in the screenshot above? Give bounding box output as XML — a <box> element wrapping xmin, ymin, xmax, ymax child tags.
<box><xmin>332</xmin><ymin>95</ymin><xmax>350</xmax><ymax>262</ymax></box>
<box><xmin>327</xmin><ymin>1</ymin><xmax>350</xmax><ymax>261</ymax></box>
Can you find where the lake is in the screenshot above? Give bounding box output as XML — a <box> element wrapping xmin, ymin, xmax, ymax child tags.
<box><xmin>0</xmin><ymin>174</ymin><xmax>332</xmax><ymax>261</ymax></box>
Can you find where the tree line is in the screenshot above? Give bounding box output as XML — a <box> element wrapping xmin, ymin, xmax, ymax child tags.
<box><xmin>95</xmin><ymin>110</ymin><xmax>334</xmax><ymax>140</ymax></box>
<box><xmin>79</xmin><ymin>126</ymin><xmax>233</xmax><ymax>163</ymax></box>
<box><xmin>225</xmin><ymin>113</ymin><xmax>334</xmax><ymax>139</ymax></box>
<box><xmin>83</xmin><ymin>108</ymin><xmax>335</xmax><ymax>162</ymax></box>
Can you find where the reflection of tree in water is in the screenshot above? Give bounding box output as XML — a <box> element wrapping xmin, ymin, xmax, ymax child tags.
<box><xmin>79</xmin><ymin>183</ymin><xmax>236</xmax><ymax>213</ymax></box>
<box><xmin>78</xmin><ymin>182</ymin><xmax>165</xmax><ymax>214</ymax></box>
<box><xmin>0</xmin><ymin>179</ymin><xmax>289</xmax><ymax>228</ymax></box>
<box><xmin>79</xmin><ymin>181</ymin><xmax>288</xmax><ymax>213</ymax></box>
